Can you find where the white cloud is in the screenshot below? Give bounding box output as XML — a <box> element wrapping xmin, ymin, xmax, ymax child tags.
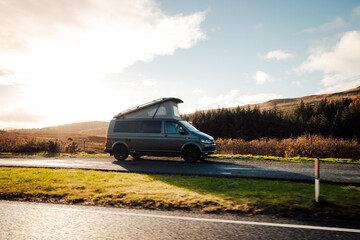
<box><xmin>0</xmin><ymin>0</ymin><xmax>206</xmax><ymax>128</ymax></box>
<box><xmin>0</xmin><ymin>108</ymin><xmax>43</xmax><ymax>124</ymax></box>
<box><xmin>302</xmin><ymin>17</ymin><xmax>346</xmax><ymax>33</ymax></box>
<box><xmin>120</xmin><ymin>79</ymin><xmax>157</xmax><ymax>86</ymax></box>
<box><xmin>262</xmin><ymin>50</ymin><xmax>294</xmax><ymax>60</ymax></box>
<box><xmin>292</xmin><ymin>81</ymin><xmax>303</xmax><ymax>87</ymax></box>
<box><xmin>121</xmin><ymin>81</ymin><xmax>138</xmax><ymax>86</ymax></box>
<box><xmin>141</xmin><ymin>79</ymin><xmax>157</xmax><ymax>86</ymax></box>
<box><xmin>352</xmin><ymin>6</ymin><xmax>360</xmax><ymax>17</ymax></box>
<box><xmin>196</xmin><ymin>90</ymin><xmax>282</xmax><ymax>110</ymax></box>
<box><xmin>298</xmin><ymin>31</ymin><xmax>360</xmax><ymax>93</ymax></box>
<box><xmin>0</xmin><ymin>0</ymin><xmax>206</xmax><ymax>80</ymax></box>
<box><xmin>253</xmin><ymin>71</ymin><xmax>273</xmax><ymax>85</ymax></box>
<box><xmin>192</xmin><ymin>89</ymin><xmax>206</xmax><ymax>94</ymax></box>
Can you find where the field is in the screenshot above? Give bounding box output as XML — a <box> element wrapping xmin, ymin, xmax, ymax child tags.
<box><xmin>1</xmin><ymin>131</ymin><xmax>359</xmax><ymax>163</ymax></box>
<box><xmin>0</xmin><ymin>130</ymin><xmax>105</xmax><ymax>154</ymax></box>
<box><xmin>215</xmin><ymin>134</ymin><xmax>360</xmax><ymax>161</ymax></box>
<box><xmin>1</xmin><ymin>167</ymin><xmax>359</xmax><ymax>219</ymax></box>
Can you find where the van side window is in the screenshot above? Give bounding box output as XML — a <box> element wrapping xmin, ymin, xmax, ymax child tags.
<box><xmin>114</xmin><ymin>121</ymin><xmax>140</xmax><ymax>133</ymax></box>
<box><xmin>165</xmin><ymin>121</ymin><xmax>184</xmax><ymax>134</ymax></box>
<box><xmin>141</xmin><ymin>121</ymin><xmax>161</xmax><ymax>133</ymax></box>
<box><xmin>114</xmin><ymin>120</ymin><xmax>161</xmax><ymax>133</ymax></box>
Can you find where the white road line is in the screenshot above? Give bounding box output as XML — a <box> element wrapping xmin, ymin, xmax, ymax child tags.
<box><xmin>82</xmin><ymin>210</ymin><xmax>360</xmax><ymax>233</ymax></box>
<box><xmin>1</xmin><ymin>201</ymin><xmax>359</xmax><ymax>233</ymax></box>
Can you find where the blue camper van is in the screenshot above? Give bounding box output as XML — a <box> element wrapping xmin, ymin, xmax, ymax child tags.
<box><xmin>104</xmin><ymin>98</ymin><xmax>216</xmax><ymax>162</ymax></box>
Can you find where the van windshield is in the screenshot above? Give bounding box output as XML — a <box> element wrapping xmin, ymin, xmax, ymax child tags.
<box><xmin>180</xmin><ymin>121</ymin><xmax>199</xmax><ymax>132</ymax></box>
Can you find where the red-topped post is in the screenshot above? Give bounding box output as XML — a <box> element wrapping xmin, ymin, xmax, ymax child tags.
<box><xmin>315</xmin><ymin>158</ymin><xmax>320</xmax><ymax>202</ymax></box>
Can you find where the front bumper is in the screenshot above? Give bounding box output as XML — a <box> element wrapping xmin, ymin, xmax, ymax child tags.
<box><xmin>201</xmin><ymin>144</ymin><xmax>216</xmax><ymax>154</ymax></box>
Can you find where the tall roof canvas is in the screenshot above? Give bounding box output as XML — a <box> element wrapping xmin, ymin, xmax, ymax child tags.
<box><xmin>113</xmin><ymin>97</ymin><xmax>183</xmax><ymax>120</ymax></box>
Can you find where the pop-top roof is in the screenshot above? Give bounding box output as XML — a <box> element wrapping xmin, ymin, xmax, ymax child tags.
<box><xmin>113</xmin><ymin>97</ymin><xmax>183</xmax><ymax>119</ymax></box>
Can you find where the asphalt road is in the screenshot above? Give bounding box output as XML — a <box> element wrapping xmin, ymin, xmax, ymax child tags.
<box><xmin>1</xmin><ymin>200</ymin><xmax>359</xmax><ymax>240</ymax></box>
<box><xmin>0</xmin><ymin>155</ymin><xmax>359</xmax><ymax>184</ymax></box>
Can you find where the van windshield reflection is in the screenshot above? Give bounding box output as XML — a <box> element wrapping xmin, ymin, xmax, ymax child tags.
<box><xmin>180</xmin><ymin>121</ymin><xmax>199</xmax><ymax>132</ymax></box>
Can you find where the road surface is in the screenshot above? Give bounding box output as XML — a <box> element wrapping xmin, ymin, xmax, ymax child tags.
<box><xmin>0</xmin><ymin>200</ymin><xmax>359</xmax><ymax>239</ymax></box>
<box><xmin>0</xmin><ymin>156</ymin><xmax>359</xmax><ymax>184</ymax></box>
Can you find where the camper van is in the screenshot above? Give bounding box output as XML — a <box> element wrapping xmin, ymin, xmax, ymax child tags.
<box><xmin>104</xmin><ymin>98</ymin><xmax>216</xmax><ymax>162</ymax></box>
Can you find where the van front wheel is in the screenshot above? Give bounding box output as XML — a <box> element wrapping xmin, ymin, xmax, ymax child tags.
<box><xmin>183</xmin><ymin>146</ymin><xmax>200</xmax><ymax>163</ymax></box>
<box><xmin>113</xmin><ymin>144</ymin><xmax>128</xmax><ymax>161</ymax></box>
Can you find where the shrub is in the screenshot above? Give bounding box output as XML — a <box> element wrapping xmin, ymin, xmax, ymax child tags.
<box><xmin>65</xmin><ymin>142</ymin><xmax>79</xmax><ymax>153</ymax></box>
<box><xmin>216</xmin><ymin>134</ymin><xmax>360</xmax><ymax>159</ymax></box>
<box><xmin>47</xmin><ymin>141</ymin><xmax>60</xmax><ymax>153</ymax></box>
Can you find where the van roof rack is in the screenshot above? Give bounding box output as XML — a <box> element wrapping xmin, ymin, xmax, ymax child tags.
<box><xmin>113</xmin><ymin>97</ymin><xmax>183</xmax><ymax>119</ymax></box>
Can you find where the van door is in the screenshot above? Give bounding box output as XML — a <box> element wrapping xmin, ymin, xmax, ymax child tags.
<box><xmin>134</xmin><ymin>120</ymin><xmax>164</xmax><ymax>152</ymax></box>
<box><xmin>162</xmin><ymin>120</ymin><xmax>188</xmax><ymax>153</ymax></box>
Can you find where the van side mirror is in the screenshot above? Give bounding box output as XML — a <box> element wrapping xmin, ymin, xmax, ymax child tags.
<box><xmin>179</xmin><ymin>129</ymin><xmax>187</xmax><ymax>135</ymax></box>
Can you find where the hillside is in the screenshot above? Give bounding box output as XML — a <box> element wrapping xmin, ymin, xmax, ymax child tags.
<box><xmin>242</xmin><ymin>86</ymin><xmax>360</xmax><ymax>111</ymax></box>
<box><xmin>19</xmin><ymin>121</ymin><xmax>109</xmax><ymax>137</ymax></box>
<box><xmin>13</xmin><ymin>86</ymin><xmax>360</xmax><ymax>137</ymax></box>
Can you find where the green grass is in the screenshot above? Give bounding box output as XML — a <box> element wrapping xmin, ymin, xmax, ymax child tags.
<box><xmin>1</xmin><ymin>167</ymin><xmax>359</xmax><ymax>219</ymax></box>
<box><xmin>2</xmin><ymin>152</ymin><xmax>359</xmax><ymax>164</ymax></box>
<box><xmin>209</xmin><ymin>154</ymin><xmax>360</xmax><ymax>164</ymax></box>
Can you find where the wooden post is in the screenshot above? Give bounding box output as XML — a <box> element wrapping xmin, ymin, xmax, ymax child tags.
<box><xmin>315</xmin><ymin>158</ymin><xmax>320</xmax><ymax>202</ymax></box>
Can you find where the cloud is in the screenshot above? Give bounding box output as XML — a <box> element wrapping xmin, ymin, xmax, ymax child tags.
<box><xmin>298</xmin><ymin>31</ymin><xmax>360</xmax><ymax>92</ymax></box>
<box><xmin>120</xmin><ymin>79</ymin><xmax>157</xmax><ymax>86</ymax></box>
<box><xmin>262</xmin><ymin>50</ymin><xmax>294</xmax><ymax>60</ymax></box>
<box><xmin>0</xmin><ymin>67</ymin><xmax>18</xmax><ymax>86</ymax></box>
<box><xmin>0</xmin><ymin>0</ymin><xmax>206</xmax><ymax>83</ymax></box>
<box><xmin>302</xmin><ymin>17</ymin><xmax>346</xmax><ymax>33</ymax></box>
<box><xmin>141</xmin><ymin>79</ymin><xmax>157</xmax><ymax>86</ymax></box>
<box><xmin>0</xmin><ymin>0</ymin><xmax>206</xmax><ymax>128</ymax></box>
<box><xmin>197</xmin><ymin>90</ymin><xmax>282</xmax><ymax>110</ymax></box>
<box><xmin>292</xmin><ymin>81</ymin><xmax>303</xmax><ymax>87</ymax></box>
<box><xmin>0</xmin><ymin>108</ymin><xmax>43</xmax><ymax>123</ymax></box>
<box><xmin>253</xmin><ymin>71</ymin><xmax>273</xmax><ymax>85</ymax></box>
<box><xmin>192</xmin><ymin>89</ymin><xmax>206</xmax><ymax>94</ymax></box>
<box><xmin>352</xmin><ymin>6</ymin><xmax>360</xmax><ymax>17</ymax></box>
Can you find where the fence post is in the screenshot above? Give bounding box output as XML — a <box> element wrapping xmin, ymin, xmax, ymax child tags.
<box><xmin>315</xmin><ymin>158</ymin><xmax>320</xmax><ymax>202</ymax></box>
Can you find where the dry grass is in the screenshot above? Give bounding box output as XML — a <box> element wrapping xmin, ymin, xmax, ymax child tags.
<box><xmin>0</xmin><ymin>131</ymin><xmax>105</xmax><ymax>154</ymax></box>
<box><xmin>2</xmin><ymin>131</ymin><xmax>360</xmax><ymax>160</ymax></box>
<box><xmin>216</xmin><ymin>134</ymin><xmax>360</xmax><ymax>160</ymax></box>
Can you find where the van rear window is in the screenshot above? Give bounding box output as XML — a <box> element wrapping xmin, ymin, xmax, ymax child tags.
<box><xmin>114</xmin><ymin>120</ymin><xmax>161</xmax><ymax>133</ymax></box>
<box><xmin>114</xmin><ymin>121</ymin><xmax>140</xmax><ymax>133</ymax></box>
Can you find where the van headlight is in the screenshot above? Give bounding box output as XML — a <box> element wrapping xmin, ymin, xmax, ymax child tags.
<box><xmin>201</xmin><ymin>138</ymin><xmax>212</xmax><ymax>144</ymax></box>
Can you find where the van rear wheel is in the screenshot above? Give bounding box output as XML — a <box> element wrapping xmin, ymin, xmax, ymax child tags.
<box><xmin>183</xmin><ymin>146</ymin><xmax>200</xmax><ymax>163</ymax></box>
<box><xmin>113</xmin><ymin>144</ymin><xmax>128</xmax><ymax>161</ymax></box>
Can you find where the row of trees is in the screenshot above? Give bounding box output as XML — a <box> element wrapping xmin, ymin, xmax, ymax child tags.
<box><xmin>182</xmin><ymin>97</ymin><xmax>360</xmax><ymax>141</ymax></box>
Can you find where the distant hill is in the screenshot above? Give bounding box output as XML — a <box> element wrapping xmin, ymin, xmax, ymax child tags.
<box><xmin>14</xmin><ymin>86</ymin><xmax>360</xmax><ymax>136</ymax></box>
<box><xmin>242</xmin><ymin>86</ymin><xmax>360</xmax><ymax>112</ymax></box>
<box><xmin>20</xmin><ymin>121</ymin><xmax>109</xmax><ymax>137</ymax></box>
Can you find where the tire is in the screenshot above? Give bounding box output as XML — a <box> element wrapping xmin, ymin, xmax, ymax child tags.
<box><xmin>131</xmin><ymin>154</ymin><xmax>142</xmax><ymax>160</ymax></box>
<box><xmin>183</xmin><ymin>146</ymin><xmax>200</xmax><ymax>163</ymax></box>
<box><xmin>113</xmin><ymin>144</ymin><xmax>128</xmax><ymax>161</ymax></box>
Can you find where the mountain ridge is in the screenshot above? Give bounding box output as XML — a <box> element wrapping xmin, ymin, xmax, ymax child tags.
<box><xmin>13</xmin><ymin>86</ymin><xmax>360</xmax><ymax>136</ymax></box>
<box><xmin>242</xmin><ymin>86</ymin><xmax>360</xmax><ymax>111</ymax></box>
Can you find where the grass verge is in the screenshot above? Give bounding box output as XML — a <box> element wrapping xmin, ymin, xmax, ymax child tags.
<box><xmin>1</xmin><ymin>167</ymin><xmax>359</xmax><ymax>219</ymax></box>
<box><xmin>1</xmin><ymin>152</ymin><xmax>359</xmax><ymax>164</ymax></box>
<box><xmin>209</xmin><ymin>154</ymin><xmax>360</xmax><ymax>164</ymax></box>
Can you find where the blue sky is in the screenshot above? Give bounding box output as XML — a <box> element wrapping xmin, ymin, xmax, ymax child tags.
<box><xmin>1</xmin><ymin>0</ymin><xmax>360</xmax><ymax>129</ymax></box>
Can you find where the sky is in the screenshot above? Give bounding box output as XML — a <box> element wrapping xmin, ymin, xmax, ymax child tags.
<box><xmin>1</xmin><ymin>0</ymin><xmax>360</xmax><ymax>129</ymax></box>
